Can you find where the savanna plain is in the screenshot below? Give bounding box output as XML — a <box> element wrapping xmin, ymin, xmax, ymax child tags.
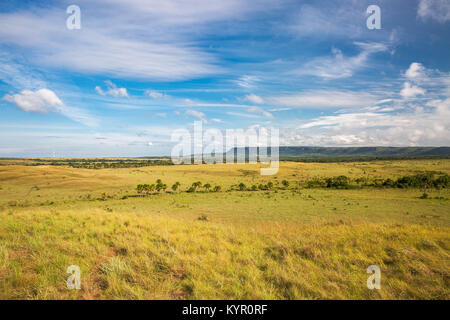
<box><xmin>0</xmin><ymin>159</ymin><xmax>448</xmax><ymax>300</ymax></box>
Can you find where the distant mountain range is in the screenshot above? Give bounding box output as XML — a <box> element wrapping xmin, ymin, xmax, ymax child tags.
<box><xmin>226</xmin><ymin>146</ymin><xmax>450</xmax><ymax>161</ymax></box>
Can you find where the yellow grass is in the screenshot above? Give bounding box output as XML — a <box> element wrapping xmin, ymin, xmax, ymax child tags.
<box><xmin>0</xmin><ymin>159</ymin><xmax>449</xmax><ymax>299</ymax></box>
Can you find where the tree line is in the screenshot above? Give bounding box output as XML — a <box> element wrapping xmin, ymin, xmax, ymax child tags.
<box><xmin>135</xmin><ymin>172</ymin><xmax>449</xmax><ymax>197</ymax></box>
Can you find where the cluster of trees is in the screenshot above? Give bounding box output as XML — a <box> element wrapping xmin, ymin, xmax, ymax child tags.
<box><xmin>304</xmin><ymin>173</ymin><xmax>449</xmax><ymax>191</ymax></box>
<box><xmin>231</xmin><ymin>180</ymin><xmax>290</xmax><ymax>191</ymax></box>
<box><xmin>136</xmin><ymin>179</ymin><xmax>169</xmax><ymax>195</ymax></box>
<box><xmin>135</xmin><ymin>172</ymin><xmax>449</xmax><ymax>197</ymax></box>
<box><xmin>137</xmin><ymin>180</ymin><xmax>222</xmax><ymax>195</ymax></box>
<box><xmin>186</xmin><ymin>182</ymin><xmax>222</xmax><ymax>193</ymax></box>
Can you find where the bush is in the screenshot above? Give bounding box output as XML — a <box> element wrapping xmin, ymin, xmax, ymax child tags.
<box><xmin>326</xmin><ymin>176</ymin><xmax>350</xmax><ymax>189</ymax></box>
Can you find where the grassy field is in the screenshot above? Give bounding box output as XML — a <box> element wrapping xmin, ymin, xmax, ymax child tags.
<box><xmin>0</xmin><ymin>159</ymin><xmax>449</xmax><ymax>299</ymax></box>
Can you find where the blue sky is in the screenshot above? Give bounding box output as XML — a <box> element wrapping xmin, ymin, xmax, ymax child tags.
<box><xmin>1</xmin><ymin>0</ymin><xmax>449</xmax><ymax>157</ymax></box>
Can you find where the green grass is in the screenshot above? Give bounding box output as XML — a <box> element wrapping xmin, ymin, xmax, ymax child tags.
<box><xmin>0</xmin><ymin>160</ymin><xmax>449</xmax><ymax>299</ymax></box>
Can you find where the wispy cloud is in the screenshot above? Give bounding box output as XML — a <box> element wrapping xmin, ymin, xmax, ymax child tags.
<box><xmin>293</xmin><ymin>42</ymin><xmax>388</xmax><ymax>79</ymax></box>
<box><xmin>186</xmin><ymin>109</ymin><xmax>208</xmax><ymax>123</ymax></box>
<box><xmin>418</xmin><ymin>0</ymin><xmax>450</xmax><ymax>23</ymax></box>
<box><xmin>243</xmin><ymin>94</ymin><xmax>264</xmax><ymax>104</ymax></box>
<box><xmin>0</xmin><ymin>8</ymin><xmax>222</xmax><ymax>81</ymax></box>
<box><xmin>246</xmin><ymin>106</ymin><xmax>273</xmax><ymax>119</ymax></box>
<box><xmin>234</xmin><ymin>75</ymin><xmax>260</xmax><ymax>89</ymax></box>
<box><xmin>269</xmin><ymin>90</ymin><xmax>378</xmax><ymax>109</ymax></box>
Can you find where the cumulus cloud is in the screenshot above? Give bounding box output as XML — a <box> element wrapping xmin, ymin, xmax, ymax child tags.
<box><xmin>3</xmin><ymin>89</ymin><xmax>63</xmax><ymax>113</ymax></box>
<box><xmin>405</xmin><ymin>62</ymin><xmax>427</xmax><ymax>80</ymax></box>
<box><xmin>3</xmin><ymin>89</ymin><xmax>97</xmax><ymax>126</ymax></box>
<box><xmin>95</xmin><ymin>81</ymin><xmax>128</xmax><ymax>97</ymax></box>
<box><xmin>284</xmin><ymin>62</ymin><xmax>450</xmax><ymax>147</ymax></box>
<box><xmin>287</xmin><ymin>100</ymin><xmax>450</xmax><ymax>146</ymax></box>
<box><xmin>400</xmin><ymin>82</ymin><xmax>426</xmax><ymax>99</ymax></box>
<box><xmin>418</xmin><ymin>0</ymin><xmax>450</xmax><ymax>23</ymax></box>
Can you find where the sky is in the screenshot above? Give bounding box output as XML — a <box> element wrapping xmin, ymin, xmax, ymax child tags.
<box><xmin>0</xmin><ymin>0</ymin><xmax>450</xmax><ymax>157</ymax></box>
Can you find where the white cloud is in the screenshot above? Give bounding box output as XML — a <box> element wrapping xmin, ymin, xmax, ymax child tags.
<box><xmin>95</xmin><ymin>81</ymin><xmax>129</xmax><ymax>98</ymax></box>
<box><xmin>269</xmin><ymin>90</ymin><xmax>377</xmax><ymax>109</ymax></box>
<box><xmin>244</xmin><ymin>94</ymin><xmax>264</xmax><ymax>104</ymax></box>
<box><xmin>295</xmin><ymin>42</ymin><xmax>388</xmax><ymax>79</ymax></box>
<box><xmin>3</xmin><ymin>89</ymin><xmax>96</xmax><ymax>126</ymax></box>
<box><xmin>284</xmin><ymin>63</ymin><xmax>450</xmax><ymax>147</ymax></box>
<box><xmin>3</xmin><ymin>89</ymin><xmax>63</xmax><ymax>113</ymax></box>
<box><xmin>400</xmin><ymin>82</ymin><xmax>426</xmax><ymax>99</ymax></box>
<box><xmin>288</xmin><ymin>101</ymin><xmax>450</xmax><ymax>146</ymax></box>
<box><xmin>146</xmin><ymin>90</ymin><xmax>165</xmax><ymax>99</ymax></box>
<box><xmin>418</xmin><ymin>0</ymin><xmax>450</xmax><ymax>23</ymax></box>
<box><xmin>0</xmin><ymin>8</ymin><xmax>222</xmax><ymax>81</ymax></box>
<box><xmin>234</xmin><ymin>75</ymin><xmax>260</xmax><ymax>89</ymax></box>
<box><xmin>405</xmin><ymin>62</ymin><xmax>426</xmax><ymax>80</ymax></box>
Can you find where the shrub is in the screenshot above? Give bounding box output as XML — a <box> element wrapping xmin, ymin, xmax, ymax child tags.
<box><xmin>325</xmin><ymin>176</ymin><xmax>350</xmax><ymax>189</ymax></box>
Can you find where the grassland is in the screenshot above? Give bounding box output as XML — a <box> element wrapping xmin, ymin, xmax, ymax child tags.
<box><xmin>0</xmin><ymin>159</ymin><xmax>449</xmax><ymax>299</ymax></box>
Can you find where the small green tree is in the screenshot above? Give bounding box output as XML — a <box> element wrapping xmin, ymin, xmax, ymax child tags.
<box><xmin>238</xmin><ymin>182</ymin><xmax>246</xmax><ymax>191</ymax></box>
<box><xmin>172</xmin><ymin>181</ymin><xmax>181</xmax><ymax>193</ymax></box>
<box><xmin>282</xmin><ymin>180</ymin><xmax>289</xmax><ymax>188</ymax></box>
<box><xmin>204</xmin><ymin>183</ymin><xmax>211</xmax><ymax>192</ymax></box>
<box><xmin>267</xmin><ymin>181</ymin><xmax>274</xmax><ymax>190</ymax></box>
<box><xmin>192</xmin><ymin>181</ymin><xmax>202</xmax><ymax>192</ymax></box>
<box><xmin>213</xmin><ymin>185</ymin><xmax>222</xmax><ymax>192</ymax></box>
